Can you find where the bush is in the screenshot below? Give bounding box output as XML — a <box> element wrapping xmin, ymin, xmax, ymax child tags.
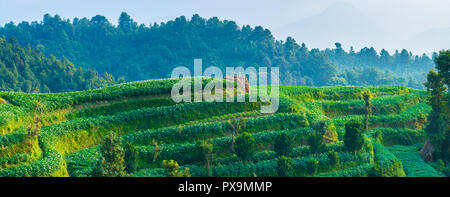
<box><xmin>344</xmin><ymin>119</ymin><xmax>365</xmax><ymax>152</ymax></box>
<box><xmin>277</xmin><ymin>156</ymin><xmax>292</xmax><ymax>177</ymax></box>
<box><xmin>124</xmin><ymin>142</ymin><xmax>139</xmax><ymax>173</ymax></box>
<box><xmin>234</xmin><ymin>132</ymin><xmax>256</xmax><ymax>162</ymax></box>
<box><xmin>162</xmin><ymin>160</ymin><xmax>190</xmax><ymax>177</ymax></box>
<box><xmin>92</xmin><ymin>132</ymin><xmax>126</xmax><ymax>177</ymax></box>
<box><xmin>274</xmin><ymin>132</ymin><xmax>293</xmax><ymax>156</ymax></box>
<box><xmin>306</xmin><ymin>158</ymin><xmax>319</xmax><ymax>175</ymax></box>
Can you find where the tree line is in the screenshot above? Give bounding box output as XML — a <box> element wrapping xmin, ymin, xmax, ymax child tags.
<box><xmin>0</xmin><ymin>13</ymin><xmax>435</xmax><ymax>91</ymax></box>
<box><xmin>0</xmin><ymin>37</ymin><xmax>119</xmax><ymax>93</ymax></box>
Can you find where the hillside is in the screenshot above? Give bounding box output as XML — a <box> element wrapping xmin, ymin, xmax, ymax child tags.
<box><xmin>0</xmin><ymin>37</ymin><xmax>118</xmax><ymax>93</ymax></box>
<box><xmin>0</xmin><ymin>13</ymin><xmax>434</xmax><ymax>89</ymax></box>
<box><xmin>0</xmin><ymin>79</ymin><xmax>441</xmax><ymax>177</ymax></box>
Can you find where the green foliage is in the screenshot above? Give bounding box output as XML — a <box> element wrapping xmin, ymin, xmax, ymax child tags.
<box><xmin>434</xmin><ymin>50</ymin><xmax>450</xmax><ymax>87</ymax></box>
<box><xmin>306</xmin><ymin>158</ymin><xmax>319</xmax><ymax>175</ymax></box>
<box><xmin>0</xmin><ymin>14</ymin><xmax>432</xmax><ymax>88</ymax></box>
<box><xmin>327</xmin><ymin>150</ymin><xmax>340</xmax><ymax>168</ymax></box>
<box><xmin>277</xmin><ymin>156</ymin><xmax>292</xmax><ymax>177</ymax></box>
<box><xmin>367</xmin><ymin>128</ymin><xmax>426</xmax><ymax>146</ymax></box>
<box><xmin>320</xmin><ymin>163</ymin><xmax>374</xmax><ymax>177</ymax></box>
<box><xmin>234</xmin><ymin>132</ymin><xmax>256</xmax><ymax>162</ymax></box>
<box><xmin>344</xmin><ymin>119</ymin><xmax>365</xmax><ymax>152</ymax></box>
<box><xmin>198</xmin><ymin>141</ymin><xmax>213</xmax><ymax>177</ymax></box>
<box><xmin>0</xmin><ymin>82</ymin><xmax>435</xmax><ymax>177</ymax></box>
<box><xmin>323</xmin><ymin>123</ymin><xmax>338</xmax><ymax>144</ymax></box>
<box><xmin>424</xmin><ymin>69</ymin><xmax>448</xmax><ymax>161</ymax></box>
<box><xmin>363</xmin><ymin>90</ymin><xmax>373</xmax><ymax>131</ymax></box>
<box><xmin>371</xmin><ymin>143</ymin><xmax>406</xmax><ymax>177</ymax></box>
<box><xmin>124</xmin><ymin>142</ymin><xmax>139</xmax><ymax>173</ymax></box>
<box><xmin>436</xmin><ymin>159</ymin><xmax>445</xmax><ymax>172</ymax></box>
<box><xmin>308</xmin><ymin>132</ymin><xmax>324</xmax><ymax>154</ymax></box>
<box><xmin>162</xmin><ymin>160</ymin><xmax>190</xmax><ymax>177</ymax></box>
<box><xmin>373</xmin><ymin>130</ymin><xmax>383</xmax><ymax>144</ymax></box>
<box><xmin>92</xmin><ymin>132</ymin><xmax>126</xmax><ymax>177</ymax></box>
<box><xmin>0</xmin><ymin>38</ymin><xmax>117</xmax><ymax>93</ymax></box>
<box><xmin>274</xmin><ymin>132</ymin><xmax>294</xmax><ymax>156</ymax></box>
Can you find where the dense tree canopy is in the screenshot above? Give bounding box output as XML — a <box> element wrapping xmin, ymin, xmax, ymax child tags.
<box><xmin>0</xmin><ymin>13</ymin><xmax>435</xmax><ymax>90</ymax></box>
<box><xmin>0</xmin><ymin>37</ymin><xmax>118</xmax><ymax>93</ymax></box>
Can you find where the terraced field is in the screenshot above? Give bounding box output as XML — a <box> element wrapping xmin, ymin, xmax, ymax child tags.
<box><xmin>0</xmin><ymin>78</ymin><xmax>441</xmax><ymax>177</ymax></box>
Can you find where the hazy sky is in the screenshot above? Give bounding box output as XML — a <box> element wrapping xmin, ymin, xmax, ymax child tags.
<box><xmin>1</xmin><ymin>0</ymin><xmax>449</xmax><ymax>54</ymax></box>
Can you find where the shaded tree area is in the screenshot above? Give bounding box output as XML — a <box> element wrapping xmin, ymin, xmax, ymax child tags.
<box><xmin>0</xmin><ymin>13</ymin><xmax>435</xmax><ymax>89</ymax></box>
<box><xmin>0</xmin><ymin>37</ymin><xmax>118</xmax><ymax>93</ymax></box>
<box><xmin>324</xmin><ymin>43</ymin><xmax>435</xmax><ymax>89</ymax></box>
<box><xmin>421</xmin><ymin>50</ymin><xmax>449</xmax><ymax>163</ymax></box>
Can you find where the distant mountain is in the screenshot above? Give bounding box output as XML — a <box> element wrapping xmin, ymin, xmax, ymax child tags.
<box><xmin>405</xmin><ymin>27</ymin><xmax>450</xmax><ymax>54</ymax></box>
<box><xmin>0</xmin><ymin>13</ymin><xmax>433</xmax><ymax>89</ymax></box>
<box><xmin>277</xmin><ymin>2</ymin><xmax>386</xmax><ymax>49</ymax></box>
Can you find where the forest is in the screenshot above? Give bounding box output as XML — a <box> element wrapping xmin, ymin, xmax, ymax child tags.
<box><xmin>0</xmin><ymin>13</ymin><xmax>435</xmax><ymax>92</ymax></box>
<box><xmin>0</xmin><ymin>37</ymin><xmax>118</xmax><ymax>93</ymax></box>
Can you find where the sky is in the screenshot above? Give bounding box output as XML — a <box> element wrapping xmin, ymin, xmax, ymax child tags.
<box><xmin>0</xmin><ymin>0</ymin><xmax>449</xmax><ymax>54</ymax></box>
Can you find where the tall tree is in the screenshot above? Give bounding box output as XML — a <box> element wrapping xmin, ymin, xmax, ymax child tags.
<box><xmin>421</xmin><ymin>51</ymin><xmax>449</xmax><ymax>162</ymax></box>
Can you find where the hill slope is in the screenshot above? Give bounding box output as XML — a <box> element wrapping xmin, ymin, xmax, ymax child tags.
<box><xmin>0</xmin><ymin>13</ymin><xmax>435</xmax><ymax>88</ymax></box>
<box><xmin>0</xmin><ymin>37</ymin><xmax>118</xmax><ymax>93</ymax></box>
<box><xmin>0</xmin><ymin>79</ymin><xmax>439</xmax><ymax>177</ymax></box>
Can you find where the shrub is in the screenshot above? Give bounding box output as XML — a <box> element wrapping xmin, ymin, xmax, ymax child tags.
<box><xmin>327</xmin><ymin>150</ymin><xmax>340</xmax><ymax>168</ymax></box>
<box><xmin>344</xmin><ymin>119</ymin><xmax>365</xmax><ymax>153</ymax></box>
<box><xmin>306</xmin><ymin>158</ymin><xmax>319</xmax><ymax>175</ymax></box>
<box><xmin>274</xmin><ymin>132</ymin><xmax>293</xmax><ymax>156</ymax></box>
<box><xmin>308</xmin><ymin>132</ymin><xmax>325</xmax><ymax>154</ymax></box>
<box><xmin>124</xmin><ymin>142</ymin><xmax>139</xmax><ymax>173</ymax></box>
<box><xmin>92</xmin><ymin>132</ymin><xmax>126</xmax><ymax>177</ymax></box>
<box><xmin>277</xmin><ymin>156</ymin><xmax>292</xmax><ymax>177</ymax></box>
<box><xmin>234</xmin><ymin>132</ymin><xmax>256</xmax><ymax>162</ymax></box>
<box><xmin>162</xmin><ymin>160</ymin><xmax>190</xmax><ymax>177</ymax></box>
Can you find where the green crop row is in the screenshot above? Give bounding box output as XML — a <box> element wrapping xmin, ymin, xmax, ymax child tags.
<box><xmin>388</xmin><ymin>145</ymin><xmax>440</xmax><ymax>177</ymax></box>
<box><xmin>367</xmin><ymin>128</ymin><xmax>426</xmax><ymax>146</ymax></box>
<box><xmin>135</xmin><ymin>127</ymin><xmax>314</xmax><ymax>166</ymax></box>
<box><xmin>280</xmin><ymin>85</ymin><xmax>411</xmax><ymax>102</ymax></box>
<box><xmin>66</xmin><ymin>97</ymin><xmax>177</xmax><ymax>119</ymax></box>
<box><xmin>0</xmin><ymin>100</ymin><xmax>260</xmax><ymax>176</ymax></box>
<box><xmin>122</xmin><ymin>113</ymin><xmax>308</xmax><ymax>145</ymax></box>
<box><xmin>319</xmin><ymin>163</ymin><xmax>374</xmax><ymax>177</ymax></box>
<box><xmin>0</xmin><ymin>131</ymin><xmax>68</xmax><ymax>177</ymax></box>
<box><xmin>306</xmin><ymin>93</ymin><xmax>422</xmax><ymax>117</ymax></box>
<box><xmin>372</xmin><ymin>143</ymin><xmax>406</xmax><ymax>177</ymax></box>
<box><xmin>331</xmin><ymin>102</ymin><xmax>430</xmax><ymax>138</ymax></box>
<box><xmin>0</xmin><ymin>78</ymin><xmax>180</xmax><ymax>111</ymax></box>
<box><xmin>136</xmin><ymin>151</ymin><xmax>372</xmax><ymax>177</ymax></box>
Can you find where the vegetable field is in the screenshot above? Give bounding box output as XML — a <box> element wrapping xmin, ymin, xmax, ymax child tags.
<box><xmin>0</xmin><ymin>79</ymin><xmax>443</xmax><ymax>177</ymax></box>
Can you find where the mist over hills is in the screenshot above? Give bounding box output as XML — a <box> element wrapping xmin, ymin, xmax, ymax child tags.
<box><xmin>278</xmin><ymin>2</ymin><xmax>386</xmax><ymax>50</ymax></box>
<box><xmin>0</xmin><ymin>12</ymin><xmax>438</xmax><ymax>92</ymax></box>
<box><xmin>405</xmin><ymin>27</ymin><xmax>450</xmax><ymax>54</ymax></box>
<box><xmin>274</xmin><ymin>2</ymin><xmax>449</xmax><ymax>55</ymax></box>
